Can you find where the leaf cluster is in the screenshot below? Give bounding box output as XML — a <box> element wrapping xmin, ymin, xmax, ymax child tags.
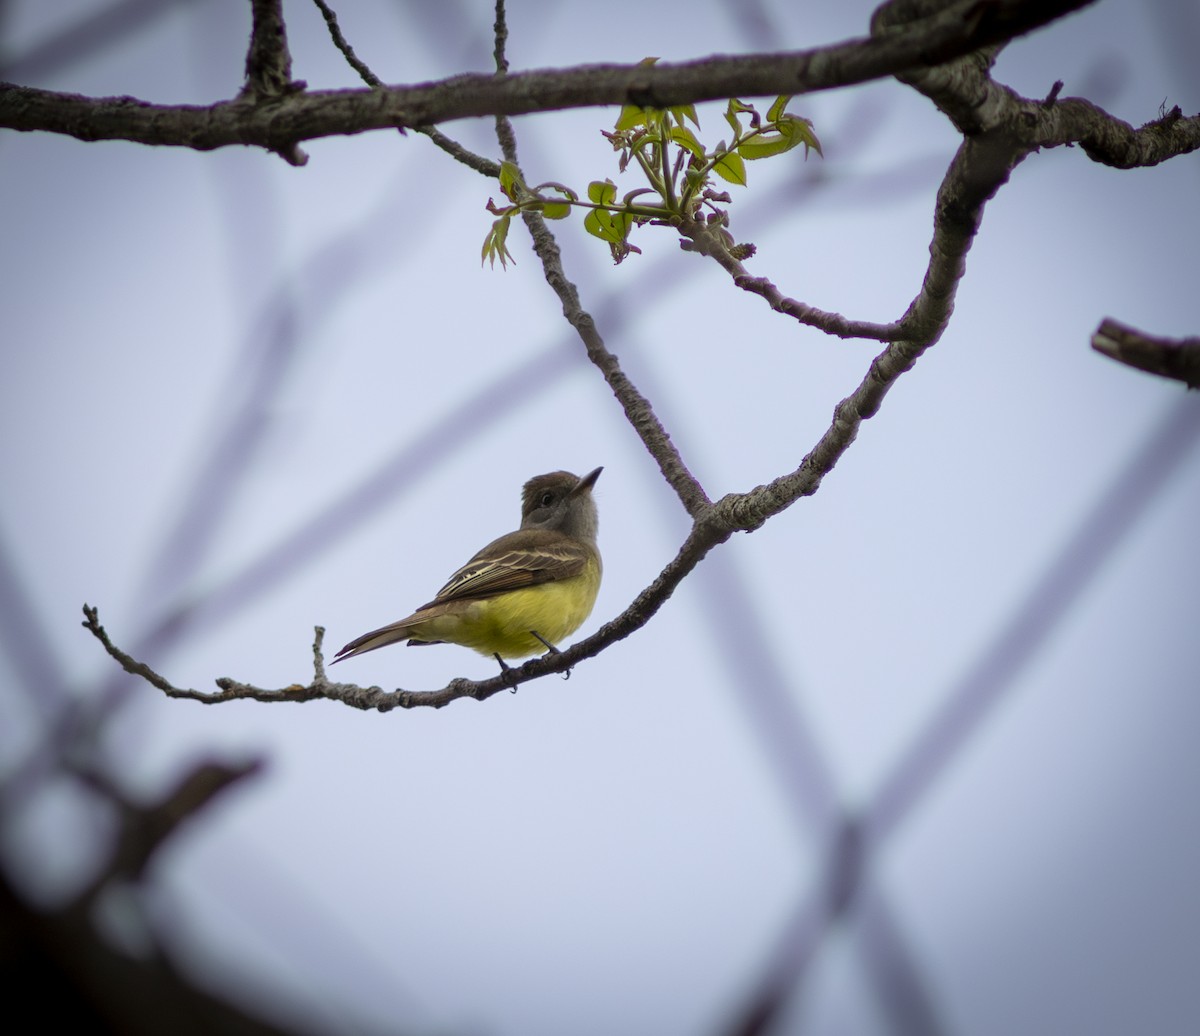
<box><xmin>482</xmin><ymin>71</ymin><xmax>821</xmax><ymax>267</ymax></box>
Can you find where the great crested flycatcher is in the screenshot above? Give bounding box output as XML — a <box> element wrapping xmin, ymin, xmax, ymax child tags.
<box><xmin>333</xmin><ymin>467</ymin><xmax>602</xmax><ymax>668</ymax></box>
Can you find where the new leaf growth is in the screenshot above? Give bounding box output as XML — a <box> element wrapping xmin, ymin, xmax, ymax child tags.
<box><xmin>482</xmin><ymin>67</ymin><xmax>820</xmax><ymax>268</ymax></box>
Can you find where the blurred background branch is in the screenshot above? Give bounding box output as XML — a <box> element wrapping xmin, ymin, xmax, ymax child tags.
<box><xmin>1</xmin><ymin>1</ymin><xmax>1197</xmax><ymax>1034</ymax></box>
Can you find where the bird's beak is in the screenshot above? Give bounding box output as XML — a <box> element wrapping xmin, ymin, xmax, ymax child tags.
<box><xmin>572</xmin><ymin>466</ymin><xmax>603</xmax><ymax>495</ymax></box>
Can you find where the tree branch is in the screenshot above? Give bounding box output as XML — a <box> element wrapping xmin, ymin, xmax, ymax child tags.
<box><xmin>310</xmin><ymin>0</ymin><xmax>501</xmax><ymax>176</ymax></box>
<box><xmin>309</xmin><ymin>0</ymin><xmax>380</xmax><ymax>88</ymax></box>
<box><xmin>82</xmin><ymin>510</ymin><xmax>729</xmax><ymax>709</ymax></box>
<box><xmin>677</xmin><ymin>217</ymin><xmax>906</xmax><ymax>341</ymax></box>
<box><xmin>874</xmin><ymin>12</ymin><xmax>1200</xmax><ymax>168</ymax></box>
<box><xmin>242</xmin><ymin>0</ymin><xmax>296</xmax><ymax>99</ymax></box>
<box><xmin>239</xmin><ymin>0</ymin><xmax>307</xmax><ymax>164</ymax></box>
<box><xmin>1092</xmin><ymin>318</ymin><xmax>1200</xmax><ymax>388</ymax></box>
<box><xmin>2</xmin><ymin>0</ymin><xmax>1098</xmax><ymax>156</ymax></box>
<box><xmin>1054</xmin><ymin>100</ymin><xmax>1200</xmax><ymax>169</ymax></box>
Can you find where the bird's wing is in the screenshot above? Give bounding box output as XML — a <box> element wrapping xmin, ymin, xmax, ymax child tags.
<box><xmin>426</xmin><ymin>531</ymin><xmax>589</xmax><ymax>605</ymax></box>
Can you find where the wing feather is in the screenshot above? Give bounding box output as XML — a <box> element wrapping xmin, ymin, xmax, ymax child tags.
<box><xmin>424</xmin><ymin>531</ymin><xmax>589</xmax><ymax>606</ymax></box>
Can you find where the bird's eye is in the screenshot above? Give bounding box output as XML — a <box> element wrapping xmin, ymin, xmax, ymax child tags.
<box><xmin>540</xmin><ymin>492</ymin><xmax>555</xmax><ymax>507</ymax></box>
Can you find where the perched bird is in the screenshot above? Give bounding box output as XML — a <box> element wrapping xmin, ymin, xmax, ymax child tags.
<box><xmin>333</xmin><ymin>468</ymin><xmax>602</xmax><ymax>669</ymax></box>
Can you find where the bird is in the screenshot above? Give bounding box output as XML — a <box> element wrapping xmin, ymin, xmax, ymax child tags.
<box><xmin>332</xmin><ymin>468</ymin><xmax>602</xmax><ymax>670</ymax></box>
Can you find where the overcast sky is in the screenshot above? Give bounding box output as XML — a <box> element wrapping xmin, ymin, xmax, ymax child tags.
<box><xmin>2</xmin><ymin>1</ymin><xmax>1198</xmax><ymax>1034</ymax></box>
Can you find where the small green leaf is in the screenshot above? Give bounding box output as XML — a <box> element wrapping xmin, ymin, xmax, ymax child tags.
<box><xmin>632</xmin><ymin>129</ymin><xmax>663</xmax><ymax>151</ymax></box>
<box><xmin>482</xmin><ymin>215</ymin><xmax>515</xmax><ymax>269</ymax></box>
<box><xmin>737</xmin><ymin>134</ymin><xmax>793</xmax><ymax>161</ymax></box>
<box><xmin>587</xmin><ymin>179</ymin><xmax>617</xmax><ymax>206</ymax></box>
<box><xmin>787</xmin><ymin>114</ymin><xmax>823</xmax><ymax>157</ymax></box>
<box><xmin>498</xmin><ymin>160</ymin><xmax>523</xmax><ymax>200</ymax></box>
<box><xmin>669</xmin><ymin>104</ymin><xmax>700</xmax><ymax>130</ymax></box>
<box><xmin>739</xmin><ymin>116</ymin><xmax>822</xmax><ymax>160</ymax></box>
<box><xmin>724</xmin><ymin>98</ymin><xmax>755</xmax><ymax>135</ymax></box>
<box><xmin>713</xmin><ymin>151</ymin><xmax>747</xmax><ymax>186</ymax></box>
<box><xmin>584</xmin><ymin>207</ymin><xmax>621</xmax><ymax>243</ymax></box>
<box><xmin>766</xmin><ymin>95</ymin><xmax>791</xmax><ymax>124</ymax></box>
<box><xmin>669</xmin><ymin>125</ymin><xmax>705</xmax><ymax>161</ymax></box>
<box><xmin>615</xmin><ymin>104</ymin><xmax>648</xmax><ymax>132</ymax></box>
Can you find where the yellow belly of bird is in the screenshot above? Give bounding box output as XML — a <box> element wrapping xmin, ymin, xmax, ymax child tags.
<box><xmin>413</xmin><ymin>564</ymin><xmax>601</xmax><ymax>658</ymax></box>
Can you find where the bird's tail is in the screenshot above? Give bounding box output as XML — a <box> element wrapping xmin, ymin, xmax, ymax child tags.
<box><xmin>331</xmin><ymin>619</ymin><xmax>424</xmax><ymax>663</ymax></box>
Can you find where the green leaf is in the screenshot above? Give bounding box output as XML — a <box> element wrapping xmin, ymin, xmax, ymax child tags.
<box><xmin>724</xmin><ymin>98</ymin><xmax>755</xmax><ymax>135</ymax></box>
<box><xmin>498</xmin><ymin>160</ymin><xmax>523</xmax><ymax>200</ymax></box>
<box><xmin>739</xmin><ymin>116</ymin><xmax>823</xmax><ymax>160</ymax></box>
<box><xmin>786</xmin><ymin>114</ymin><xmax>823</xmax><ymax>157</ymax></box>
<box><xmin>615</xmin><ymin>105</ymin><xmax>648</xmax><ymax>132</ymax></box>
<box><xmin>766</xmin><ymin>95</ymin><xmax>791</xmax><ymax>124</ymax></box>
<box><xmin>668</xmin><ymin>104</ymin><xmax>700</xmax><ymax>130</ymax></box>
<box><xmin>584</xmin><ymin>207</ymin><xmax>621</xmax><ymax>243</ymax></box>
<box><xmin>737</xmin><ymin>134</ymin><xmax>793</xmax><ymax>161</ymax></box>
<box><xmin>668</xmin><ymin>125</ymin><xmax>705</xmax><ymax>161</ymax></box>
<box><xmin>713</xmin><ymin>151</ymin><xmax>747</xmax><ymax>186</ymax></box>
<box><xmin>587</xmin><ymin>179</ymin><xmax>617</xmax><ymax>206</ymax></box>
<box><xmin>535</xmin><ymin>183</ymin><xmax>578</xmax><ymax>218</ymax></box>
<box><xmin>633</xmin><ymin>129</ymin><xmax>663</xmax><ymax>150</ymax></box>
<box><xmin>482</xmin><ymin>215</ymin><xmax>515</xmax><ymax>269</ymax></box>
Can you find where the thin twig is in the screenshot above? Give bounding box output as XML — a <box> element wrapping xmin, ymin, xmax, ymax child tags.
<box><xmin>310</xmin><ymin>0</ymin><xmax>382</xmax><ymax>87</ymax></box>
<box><xmin>493</xmin><ymin>0</ymin><xmax>510</xmax><ymax>75</ymax></box>
<box><xmin>310</xmin><ymin>0</ymin><xmax>498</xmax><ymax>175</ymax></box>
<box><xmin>678</xmin><ymin>218</ymin><xmax>905</xmax><ymax>341</ymax></box>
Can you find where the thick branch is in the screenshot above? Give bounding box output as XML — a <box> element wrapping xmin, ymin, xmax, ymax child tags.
<box><xmin>1053</xmin><ymin>101</ymin><xmax>1200</xmax><ymax>169</ymax></box>
<box><xmin>242</xmin><ymin>0</ymin><xmax>296</xmax><ymax>99</ymax></box>
<box><xmin>239</xmin><ymin>0</ymin><xmax>307</xmax><ymax>164</ymax></box>
<box><xmin>1092</xmin><ymin>319</ymin><xmax>1200</xmax><ymax>389</ymax></box>
<box><xmin>2</xmin><ymin>0</ymin><xmax>1095</xmax><ymax>156</ymax></box>
<box><xmin>870</xmin><ymin>3</ymin><xmax>1200</xmax><ymax>163</ymax></box>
